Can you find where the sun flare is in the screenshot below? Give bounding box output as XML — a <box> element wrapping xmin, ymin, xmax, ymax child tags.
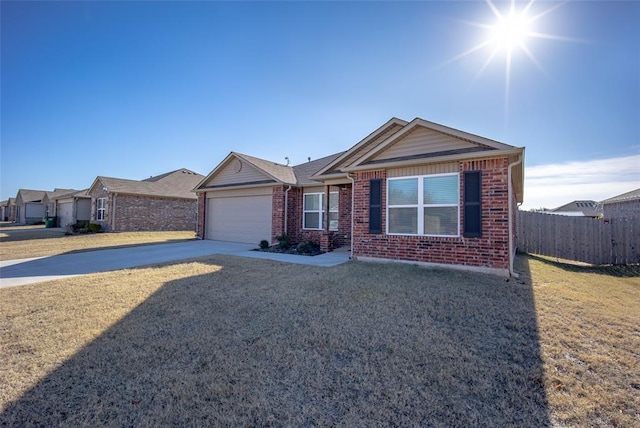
<box><xmin>442</xmin><ymin>0</ymin><xmax>571</xmax><ymax>123</ymax></box>
<box><xmin>490</xmin><ymin>11</ymin><xmax>532</xmax><ymax>52</ymax></box>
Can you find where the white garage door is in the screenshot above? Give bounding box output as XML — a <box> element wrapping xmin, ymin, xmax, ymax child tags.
<box><xmin>206</xmin><ymin>195</ymin><xmax>272</xmax><ymax>244</ymax></box>
<box><xmin>57</xmin><ymin>202</ymin><xmax>74</xmax><ymax>227</ymax></box>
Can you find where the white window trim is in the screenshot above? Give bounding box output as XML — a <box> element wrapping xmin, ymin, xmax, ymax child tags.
<box><xmin>96</xmin><ymin>197</ymin><xmax>106</xmax><ymax>221</ymax></box>
<box><xmin>386</xmin><ymin>173</ymin><xmax>460</xmax><ymax>237</ymax></box>
<box><xmin>303</xmin><ymin>192</ymin><xmax>339</xmax><ymax>231</ymax></box>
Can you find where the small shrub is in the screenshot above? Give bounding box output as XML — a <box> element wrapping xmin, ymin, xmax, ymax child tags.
<box><xmin>87</xmin><ymin>223</ymin><xmax>102</xmax><ymax>233</ymax></box>
<box><xmin>296</xmin><ymin>240</ymin><xmax>320</xmax><ymax>255</ymax></box>
<box><xmin>275</xmin><ymin>234</ymin><xmax>291</xmax><ymax>250</ymax></box>
<box><xmin>259</xmin><ymin>240</ymin><xmax>269</xmax><ymax>250</ymax></box>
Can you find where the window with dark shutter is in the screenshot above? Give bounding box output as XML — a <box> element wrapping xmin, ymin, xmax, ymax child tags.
<box><xmin>463</xmin><ymin>171</ymin><xmax>482</xmax><ymax>237</ymax></box>
<box><xmin>369</xmin><ymin>179</ymin><xmax>382</xmax><ymax>234</ymax></box>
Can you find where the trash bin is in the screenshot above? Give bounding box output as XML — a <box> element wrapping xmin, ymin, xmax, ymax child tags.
<box><xmin>44</xmin><ymin>216</ymin><xmax>57</xmax><ymax>228</ymax></box>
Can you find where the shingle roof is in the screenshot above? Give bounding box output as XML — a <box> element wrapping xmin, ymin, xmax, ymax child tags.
<box><xmin>552</xmin><ymin>200</ymin><xmax>602</xmax><ymax>217</ymax></box>
<box><xmin>55</xmin><ymin>189</ymin><xmax>90</xmax><ymax>200</ymax></box>
<box><xmin>16</xmin><ymin>189</ymin><xmax>46</xmax><ymax>203</ymax></box>
<box><xmin>97</xmin><ymin>168</ymin><xmax>204</xmax><ymax>199</ymax></box>
<box><xmin>293</xmin><ymin>152</ymin><xmax>345</xmax><ymax>186</ymax></box>
<box><xmin>234</xmin><ymin>153</ymin><xmax>298</xmax><ymax>184</ymax></box>
<box><xmin>600</xmin><ymin>188</ymin><xmax>640</xmax><ymax>204</ymax></box>
<box><xmin>45</xmin><ymin>188</ymin><xmax>78</xmax><ymax>201</ymax></box>
<box><xmin>227</xmin><ymin>152</ymin><xmax>345</xmax><ymax>186</ymax></box>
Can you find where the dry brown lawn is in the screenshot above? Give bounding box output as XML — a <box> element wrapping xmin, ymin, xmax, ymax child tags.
<box><xmin>0</xmin><ymin>228</ymin><xmax>195</xmax><ymax>261</ymax></box>
<box><xmin>0</xmin><ymin>254</ymin><xmax>638</xmax><ymax>426</ymax></box>
<box><xmin>521</xmin><ymin>255</ymin><xmax>640</xmax><ymax>427</ymax></box>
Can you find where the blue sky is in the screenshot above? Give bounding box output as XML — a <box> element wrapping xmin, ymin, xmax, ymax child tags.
<box><xmin>1</xmin><ymin>0</ymin><xmax>638</xmax><ymax>210</ymax></box>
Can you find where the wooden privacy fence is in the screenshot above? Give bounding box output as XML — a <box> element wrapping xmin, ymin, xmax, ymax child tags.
<box><xmin>516</xmin><ymin>210</ymin><xmax>639</xmax><ymax>265</ymax></box>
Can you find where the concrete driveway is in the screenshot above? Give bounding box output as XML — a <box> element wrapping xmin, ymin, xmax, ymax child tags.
<box><xmin>0</xmin><ymin>240</ymin><xmax>351</xmax><ymax>288</ymax></box>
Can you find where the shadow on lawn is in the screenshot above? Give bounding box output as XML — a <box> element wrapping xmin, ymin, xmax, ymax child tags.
<box><xmin>1</xmin><ymin>256</ymin><xmax>551</xmax><ymax>426</ymax></box>
<box><xmin>523</xmin><ymin>252</ymin><xmax>640</xmax><ymax>278</ymax></box>
<box><xmin>0</xmin><ymin>229</ymin><xmax>65</xmax><ymax>243</ymax></box>
<box><xmin>0</xmin><ymin>239</ymin><xmax>199</xmax><ymax>280</ymax></box>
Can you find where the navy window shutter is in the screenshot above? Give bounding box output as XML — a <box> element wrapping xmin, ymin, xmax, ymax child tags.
<box><xmin>369</xmin><ymin>179</ymin><xmax>382</xmax><ymax>234</ymax></box>
<box><xmin>463</xmin><ymin>171</ymin><xmax>482</xmax><ymax>237</ymax></box>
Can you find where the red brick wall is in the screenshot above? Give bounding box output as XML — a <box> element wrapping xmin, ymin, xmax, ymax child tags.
<box><xmin>352</xmin><ymin>157</ymin><xmax>510</xmax><ymax>270</ymax></box>
<box><xmin>112</xmin><ymin>195</ymin><xmax>197</xmax><ymax>232</ymax></box>
<box><xmin>272</xmin><ymin>186</ymin><xmax>286</xmax><ymax>244</ymax></box>
<box><xmin>272</xmin><ymin>185</ymin><xmax>352</xmax><ymax>250</ymax></box>
<box><xmin>196</xmin><ymin>193</ymin><xmax>206</xmax><ymax>239</ymax></box>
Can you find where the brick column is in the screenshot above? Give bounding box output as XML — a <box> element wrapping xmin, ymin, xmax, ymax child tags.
<box><xmin>196</xmin><ymin>193</ymin><xmax>206</xmax><ymax>239</ymax></box>
<box><xmin>320</xmin><ymin>231</ymin><xmax>333</xmax><ymax>252</ymax></box>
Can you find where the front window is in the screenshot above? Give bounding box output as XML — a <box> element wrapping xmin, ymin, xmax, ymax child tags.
<box><xmin>303</xmin><ymin>192</ymin><xmax>338</xmax><ymax>230</ymax></box>
<box><xmin>96</xmin><ymin>198</ymin><xmax>106</xmax><ymax>221</ymax></box>
<box><xmin>388</xmin><ymin>173</ymin><xmax>459</xmax><ymax>236</ymax></box>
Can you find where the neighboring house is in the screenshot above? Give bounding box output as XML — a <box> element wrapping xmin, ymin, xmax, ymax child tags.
<box><xmin>600</xmin><ymin>188</ymin><xmax>640</xmax><ymax>219</ymax></box>
<box><xmin>549</xmin><ymin>200</ymin><xmax>602</xmax><ymax>218</ymax></box>
<box><xmin>6</xmin><ymin>198</ymin><xmax>17</xmax><ymax>222</ymax></box>
<box><xmin>42</xmin><ymin>188</ymin><xmax>78</xmax><ymax>218</ymax></box>
<box><xmin>0</xmin><ymin>200</ymin><xmax>9</xmax><ymax>221</ymax></box>
<box><xmin>195</xmin><ymin>117</ymin><xmax>525</xmax><ymax>276</ymax></box>
<box><xmin>14</xmin><ymin>189</ymin><xmax>47</xmax><ymax>224</ymax></box>
<box><xmin>55</xmin><ymin>189</ymin><xmax>92</xmax><ymax>228</ymax></box>
<box><xmin>87</xmin><ymin>168</ymin><xmax>204</xmax><ymax>231</ymax></box>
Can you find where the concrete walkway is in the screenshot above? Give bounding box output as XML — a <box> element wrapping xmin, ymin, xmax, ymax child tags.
<box><xmin>0</xmin><ymin>241</ymin><xmax>351</xmax><ymax>288</ymax></box>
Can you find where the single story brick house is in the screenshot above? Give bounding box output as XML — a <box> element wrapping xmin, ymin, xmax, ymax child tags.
<box><xmin>42</xmin><ymin>188</ymin><xmax>78</xmax><ymax>218</ymax></box>
<box><xmin>14</xmin><ymin>189</ymin><xmax>47</xmax><ymax>224</ymax></box>
<box><xmin>54</xmin><ymin>189</ymin><xmax>92</xmax><ymax>228</ymax></box>
<box><xmin>0</xmin><ymin>199</ymin><xmax>11</xmax><ymax>221</ymax></box>
<box><xmin>87</xmin><ymin>168</ymin><xmax>204</xmax><ymax>232</ymax></box>
<box><xmin>194</xmin><ymin>117</ymin><xmax>525</xmax><ymax>276</ymax></box>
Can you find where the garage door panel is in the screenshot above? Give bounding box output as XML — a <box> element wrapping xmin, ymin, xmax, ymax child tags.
<box><xmin>206</xmin><ymin>195</ymin><xmax>272</xmax><ymax>244</ymax></box>
<box><xmin>57</xmin><ymin>202</ymin><xmax>74</xmax><ymax>227</ymax></box>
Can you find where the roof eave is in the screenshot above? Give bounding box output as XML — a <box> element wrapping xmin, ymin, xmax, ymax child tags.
<box><xmin>342</xmin><ymin>148</ymin><xmax>525</xmax><ymax>172</ymax></box>
<box><xmin>195</xmin><ymin>182</ymin><xmax>279</xmax><ymax>192</ymax></box>
<box><xmin>349</xmin><ymin>118</ymin><xmax>517</xmax><ymax>169</ymax></box>
<box><xmin>313</xmin><ymin>117</ymin><xmax>409</xmax><ymax>177</ymax></box>
<box><xmin>309</xmin><ymin>172</ymin><xmax>349</xmax><ymax>182</ymax></box>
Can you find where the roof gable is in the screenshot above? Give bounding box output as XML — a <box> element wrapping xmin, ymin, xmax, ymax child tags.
<box><xmin>552</xmin><ymin>200</ymin><xmax>601</xmax><ymax>217</ymax></box>
<box><xmin>349</xmin><ymin>118</ymin><xmax>515</xmax><ymax>168</ymax></box>
<box><xmin>312</xmin><ymin>117</ymin><xmax>408</xmax><ymax>178</ymax></box>
<box><xmin>43</xmin><ymin>188</ymin><xmax>78</xmax><ymax>204</ymax></box>
<box><xmin>16</xmin><ymin>189</ymin><xmax>46</xmax><ymax>204</ymax></box>
<box><xmin>195</xmin><ymin>152</ymin><xmax>296</xmax><ymax>191</ymax></box>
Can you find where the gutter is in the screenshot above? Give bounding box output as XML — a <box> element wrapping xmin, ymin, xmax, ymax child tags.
<box><xmin>508</xmin><ymin>156</ymin><xmax>523</xmax><ymax>278</ymax></box>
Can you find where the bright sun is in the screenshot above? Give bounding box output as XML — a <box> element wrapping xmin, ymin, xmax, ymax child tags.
<box><xmin>490</xmin><ymin>11</ymin><xmax>532</xmax><ymax>53</ymax></box>
<box><xmin>442</xmin><ymin>0</ymin><xmax>569</xmax><ymax>122</ymax></box>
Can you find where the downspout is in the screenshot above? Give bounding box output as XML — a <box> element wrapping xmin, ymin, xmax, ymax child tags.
<box><xmin>508</xmin><ymin>156</ymin><xmax>523</xmax><ymax>278</ymax></box>
<box><xmin>111</xmin><ymin>193</ymin><xmax>117</xmax><ymax>232</ymax></box>
<box><xmin>284</xmin><ymin>185</ymin><xmax>292</xmax><ymax>237</ymax></box>
<box><xmin>73</xmin><ymin>197</ymin><xmax>78</xmax><ymax>225</ymax></box>
<box><xmin>347</xmin><ymin>173</ymin><xmax>355</xmax><ymax>260</ymax></box>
